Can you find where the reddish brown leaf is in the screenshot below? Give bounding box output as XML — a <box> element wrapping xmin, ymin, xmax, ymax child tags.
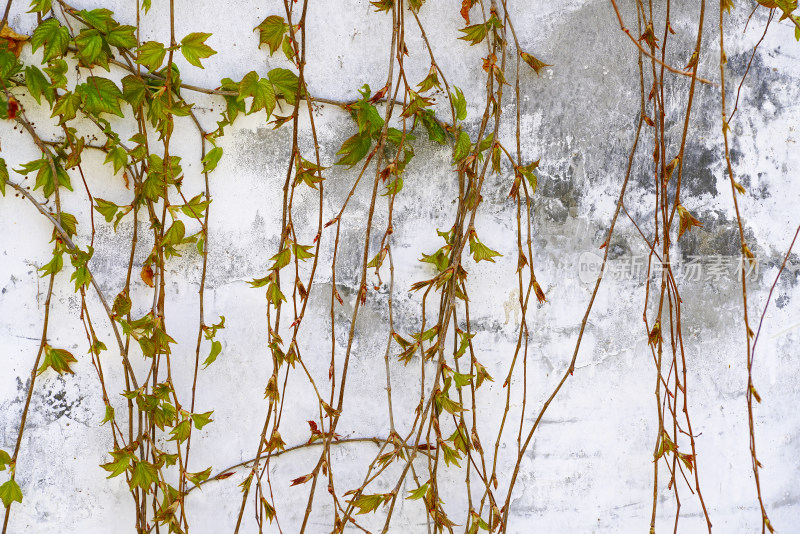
<box><xmin>290</xmin><ymin>473</ymin><xmax>313</xmax><ymax>486</ymax></box>
<box><xmin>141</xmin><ymin>263</ymin><xmax>155</xmax><ymax>287</ymax></box>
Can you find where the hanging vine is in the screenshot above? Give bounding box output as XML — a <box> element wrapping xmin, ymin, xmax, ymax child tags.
<box><xmin>1</xmin><ymin>0</ymin><xmax>799</xmax><ymax>533</ymax></box>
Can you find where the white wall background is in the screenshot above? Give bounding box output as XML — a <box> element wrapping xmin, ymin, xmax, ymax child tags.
<box><xmin>2</xmin><ymin>0</ymin><xmax>800</xmax><ymax>532</ymax></box>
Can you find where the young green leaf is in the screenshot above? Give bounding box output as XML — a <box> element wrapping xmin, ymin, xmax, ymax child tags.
<box><xmin>129</xmin><ymin>460</ymin><xmax>158</xmax><ymax>489</ymax></box>
<box><xmin>37</xmin><ymin>345</ymin><xmax>77</xmax><ymax>375</ymax></box>
<box><xmin>202</xmin><ymin>147</ymin><xmax>223</xmax><ymax>174</ymax></box>
<box><xmin>191</xmin><ymin>411</ymin><xmax>214</xmax><ymax>430</ymax></box>
<box><xmin>25</xmin><ymin>66</ymin><xmax>54</xmax><ymax>106</ymax></box>
<box><xmin>77</xmin><ymin>77</ymin><xmax>124</xmax><ymax>118</ymax></box>
<box><xmin>0</xmin><ymin>158</ymin><xmax>7</xmax><ymax>197</ymax></box>
<box><xmin>451</xmin><ymin>86</ymin><xmax>467</xmax><ymax>121</ymax></box>
<box><xmin>31</xmin><ymin>18</ymin><xmax>70</xmax><ymax>61</ymax></box>
<box><xmin>255</xmin><ymin>15</ymin><xmax>288</xmax><ymax>55</ymax></box>
<box><xmin>453</xmin><ymin>130</ymin><xmax>471</xmax><ymax>164</ymax></box>
<box><xmin>268</xmin><ymin>68</ymin><xmax>299</xmax><ymax>104</ymax></box>
<box><xmin>180</xmin><ymin>32</ymin><xmax>216</xmax><ymax>68</ymax></box>
<box><xmin>0</xmin><ymin>479</ymin><xmax>23</xmax><ymax>508</ymax></box>
<box><xmin>335</xmin><ymin>132</ymin><xmax>372</xmax><ymax>167</ymax></box>
<box><xmin>202</xmin><ymin>340</ymin><xmax>222</xmax><ymax>368</ymax></box>
<box><xmin>136</xmin><ymin>41</ymin><xmax>167</xmax><ymax>71</ymax></box>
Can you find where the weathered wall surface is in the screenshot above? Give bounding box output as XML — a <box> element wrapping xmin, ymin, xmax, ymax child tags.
<box><xmin>1</xmin><ymin>0</ymin><xmax>800</xmax><ymax>533</ymax></box>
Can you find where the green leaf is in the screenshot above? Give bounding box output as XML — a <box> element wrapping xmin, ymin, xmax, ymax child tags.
<box><xmin>37</xmin><ymin>345</ymin><xmax>77</xmax><ymax>375</ymax></box>
<box><xmin>180</xmin><ymin>32</ymin><xmax>216</xmax><ymax>68</ymax></box>
<box><xmin>239</xmin><ymin>71</ymin><xmax>276</xmax><ymax>116</ymax></box>
<box><xmin>0</xmin><ymin>479</ymin><xmax>23</xmax><ymax>508</ymax></box>
<box><xmin>95</xmin><ymin>198</ymin><xmax>119</xmax><ymax>222</ymax></box>
<box><xmin>335</xmin><ymin>132</ymin><xmax>371</xmax><ymax>167</ymax></box>
<box><xmin>162</xmin><ymin>220</ymin><xmax>186</xmax><ymax>246</ymax></box>
<box><xmin>51</xmin><ymin>92</ymin><xmax>82</xmax><ymax>123</ymax></box>
<box><xmin>28</xmin><ymin>0</ymin><xmax>52</xmax><ymax>13</ymax></box>
<box><xmin>458</xmin><ymin>22</ymin><xmax>487</xmax><ymax>45</ymax></box>
<box><xmin>349</xmin><ymin>493</ymin><xmax>391</xmax><ymax>515</ymax></box>
<box><xmin>129</xmin><ymin>460</ymin><xmax>158</xmax><ymax>489</ymax></box>
<box><xmin>39</xmin><ymin>251</ymin><xmax>63</xmax><ymax>277</ymax></box>
<box><xmin>100</xmin><ymin>404</ymin><xmax>115</xmax><ymax>425</ymax></box>
<box><xmin>106</xmin><ymin>25</ymin><xmax>137</xmax><ymax>49</ymax></box>
<box><xmin>186</xmin><ymin>467</ymin><xmax>212</xmax><ymax>487</ymax></box>
<box><xmin>101</xmin><ymin>449</ymin><xmax>134</xmax><ymax>478</ymax></box>
<box><xmin>25</xmin><ymin>66</ymin><xmax>54</xmax><ymax>106</ymax></box>
<box><xmin>169</xmin><ymin>419</ymin><xmax>191</xmax><ymax>443</ymax></box>
<box><xmin>255</xmin><ymin>15</ymin><xmax>288</xmax><ymax>55</ymax></box>
<box><xmin>453</xmin><ymin>130</ymin><xmax>471</xmax><ymax>164</ymax></box>
<box><xmin>180</xmin><ymin>194</ymin><xmax>211</xmax><ymax>218</ymax></box>
<box><xmin>77</xmin><ymin>77</ymin><xmax>124</xmax><ymax>118</ymax></box>
<box><xmin>407</xmin><ymin>482</ymin><xmax>429</xmax><ymax>500</ymax></box>
<box><xmin>202</xmin><ymin>147</ymin><xmax>223</xmax><ymax>174</ymax></box>
<box><xmin>0</xmin><ymin>158</ymin><xmax>7</xmax><ymax>197</ymax></box>
<box><xmin>104</xmin><ymin>146</ymin><xmax>128</xmax><ymax>174</ymax></box>
<box><xmin>44</xmin><ymin>59</ymin><xmax>68</xmax><ymax>88</ymax></box>
<box><xmin>31</xmin><ymin>18</ymin><xmax>70</xmax><ymax>61</ymax></box>
<box><xmin>74</xmin><ymin>28</ymin><xmax>104</xmax><ymax>65</ymax></box>
<box><xmin>136</xmin><ymin>41</ymin><xmax>167</xmax><ymax>72</ymax></box>
<box><xmin>0</xmin><ymin>49</ymin><xmax>21</xmax><ymax>83</ymax></box>
<box><xmin>0</xmin><ymin>449</ymin><xmax>11</xmax><ymax>471</ymax></box>
<box><xmin>451</xmin><ymin>86</ymin><xmax>467</xmax><ymax>121</ymax></box>
<box><xmin>268</xmin><ymin>68</ymin><xmax>299</xmax><ymax>105</ymax></box>
<box><xmin>417</xmin><ymin>66</ymin><xmax>440</xmax><ymax>92</ymax></box>
<box><xmin>121</xmin><ymin>75</ymin><xmax>148</xmax><ymax>108</ymax></box>
<box><xmin>191</xmin><ymin>411</ymin><xmax>214</xmax><ymax>430</ymax></box>
<box><xmin>469</xmin><ymin>236</ymin><xmax>502</xmax><ymax>263</ymax></box>
<box><xmin>77</xmin><ymin>8</ymin><xmax>115</xmax><ymax>32</ymax></box>
<box><xmin>202</xmin><ymin>340</ymin><xmax>222</xmax><ymax>368</ymax></box>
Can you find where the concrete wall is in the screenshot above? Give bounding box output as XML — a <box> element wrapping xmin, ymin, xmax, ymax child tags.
<box><xmin>1</xmin><ymin>0</ymin><xmax>800</xmax><ymax>532</ymax></box>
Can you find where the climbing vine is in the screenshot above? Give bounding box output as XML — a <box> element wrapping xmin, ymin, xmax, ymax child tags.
<box><xmin>1</xmin><ymin>0</ymin><xmax>799</xmax><ymax>533</ymax></box>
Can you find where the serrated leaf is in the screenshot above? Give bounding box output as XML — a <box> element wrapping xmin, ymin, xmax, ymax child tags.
<box><xmin>28</xmin><ymin>0</ymin><xmax>52</xmax><ymax>13</ymax></box>
<box><xmin>0</xmin><ymin>158</ymin><xmax>8</xmax><ymax>197</ymax></box>
<box><xmin>180</xmin><ymin>32</ymin><xmax>216</xmax><ymax>68</ymax></box>
<box><xmin>136</xmin><ymin>41</ymin><xmax>166</xmax><ymax>71</ymax></box>
<box><xmin>469</xmin><ymin>237</ymin><xmax>501</xmax><ymax>263</ymax></box>
<box><xmin>106</xmin><ymin>25</ymin><xmax>137</xmax><ymax>49</ymax></box>
<box><xmin>451</xmin><ymin>86</ymin><xmax>467</xmax><ymax>121</ymax></box>
<box><xmin>335</xmin><ymin>132</ymin><xmax>371</xmax><ymax>167</ymax></box>
<box><xmin>77</xmin><ymin>8</ymin><xmax>114</xmax><ymax>32</ymax></box>
<box><xmin>255</xmin><ymin>15</ymin><xmax>287</xmax><ymax>55</ymax></box>
<box><xmin>162</xmin><ymin>220</ymin><xmax>186</xmax><ymax>246</ymax></box>
<box><xmin>74</xmin><ymin>28</ymin><xmax>104</xmax><ymax>65</ymax></box>
<box><xmin>202</xmin><ymin>340</ymin><xmax>222</xmax><ymax>368</ymax></box>
<box><xmin>191</xmin><ymin>411</ymin><xmax>214</xmax><ymax>430</ymax></box>
<box><xmin>268</xmin><ymin>68</ymin><xmax>299</xmax><ymax>105</ymax></box>
<box><xmin>407</xmin><ymin>482</ymin><xmax>429</xmax><ymax>500</ymax></box>
<box><xmin>25</xmin><ymin>66</ymin><xmax>54</xmax><ymax>106</ymax></box>
<box><xmin>129</xmin><ymin>460</ymin><xmax>158</xmax><ymax>489</ymax></box>
<box><xmin>453</xmin><ymin>130</ymin><xmax>471</xmax><ymax>164</ymax></box>
<box><xmin>37</xmin><ymin>345</ymin><xmax>77</xmax><ymax>375</ymax></box>
<box><xmin>239</xmin><ymin>71</ymin><xmax>276</xmax><ymax>116</ymax></box>
<box><xmin>31</xmin><ymin>18</ymin><xmax>70</xmax><ymax>61</ymax></box>
<box><xmin>51</xmin><ymin>91</ymin><xmax>81</xmax><ymax>123</ymax></box>
<box><xmin>520</xmin><ymin>51</ymin><xmax>551</xmax><ymax>75</ymax></box>
<box><xmin>104</xmin><ymin>146</ymin><xmax>128</xmax><ymax>174</ymax></box>
<box><xmin>202</xmin><ymin>147</ymin><xmax>223</xmax><ymax>174</ymax></box>
<box><xmin>0</xmin><ymin>479</ymin><xmax>23</xmax><ymax>508</ymax></box>
<box><xmin>95</xmin><ymin>198</ymin><xmax>119</xmax><ymax>222</ymax></box>
<box><xmin>77</xmin><ymin>77</ymin><xmax>124</xmax><ymax>118</ymax></box>
<box><xmin>350</xmin><ymin>493</ymin><xmax>391</xmax><ymax>515</ymax></box>
<box><xmin>458</xmin><ymin>22</ymin><xmax>487</xmax><ymax>45</ymax></box>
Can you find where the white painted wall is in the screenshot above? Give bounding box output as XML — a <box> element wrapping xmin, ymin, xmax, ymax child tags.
<box><xmin>2</xmin><ymin>1</ymin><xmax>800</xmax><ymax>532</ymax></box>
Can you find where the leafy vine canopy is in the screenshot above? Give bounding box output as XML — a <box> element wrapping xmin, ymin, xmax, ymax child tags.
<box><xmin>1</xmin><ymin>0</ymin><xmax>800</xmax><ymax>533</ymax></box>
